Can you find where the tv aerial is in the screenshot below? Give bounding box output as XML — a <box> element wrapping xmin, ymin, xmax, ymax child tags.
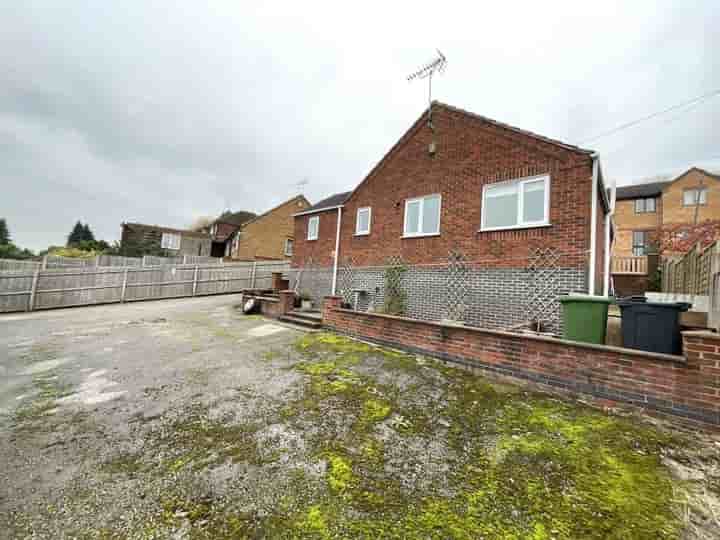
<box><xmin>407</xmin><ymin>50</ymin><xmax>447</xmax><ymax>153</ymax></box>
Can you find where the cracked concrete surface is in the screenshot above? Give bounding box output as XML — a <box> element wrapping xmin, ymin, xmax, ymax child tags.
<box><xmin>1</xmin><ymin>295</ymin><xmax>720</xmax><ymax>539</ymax></box>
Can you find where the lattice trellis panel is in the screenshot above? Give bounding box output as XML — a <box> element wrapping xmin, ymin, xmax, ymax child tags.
<box><xmin>444</xmin><ymin>250</ymin><xmax>469</xmax><ymax>322</ymax></box>
<box><xmin>338</xmin><ymin>256</ymin><xmax>357</xmax><ymax>304</ymax></box>
<box><xmin>383</xmin><ymin>255</ymin><xmax>407</xmax><ymax>315</ymax></box>
<box><xmin>527</xmin><ymin>247</ymin><xmax>562</xmax><ymax>327</ymax></box>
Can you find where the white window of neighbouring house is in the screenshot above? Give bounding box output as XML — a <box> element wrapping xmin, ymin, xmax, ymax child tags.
<box><xmin>355</xmin><ymin>207</ymin><xmax>371</xmax><ymax>235</ymax></box>
<box><xmin>307</xmin><ymin>216</ymin><xmax>319</xmax><ymax>240</ymax></box>
<box><xmin>683</xmin><ymin>187</ymin><xmax>708</xmax><ymax>206</ymax></box>
<box><xmin>284</xmin><ymin>238</ymin><xmax>294</xmax><ymax>256</ymax></box>
<box><xmin>481</xmin><ymin>174</ymin><xmax>550</xmax><ymax>231</ymax></box>
<box><xmin>632</xmin><ymin>230</ymin><xmax>650</xmax><ymax>256</ymax></box>
<box><xmin>634</xmin><ymin>197</ymin><xmax>656</xmax><ymax>213</ymax></box>
<box><xmin>161</xmin><ymin>232</ymin><xmax>181</xmax><ymax>250</ymax></box>
<box><xmin>403</xmin><ymin>194</ymin><xmax>441</xmax><ymax>237</ymax></box>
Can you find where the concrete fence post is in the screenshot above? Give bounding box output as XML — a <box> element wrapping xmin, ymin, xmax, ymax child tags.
<box><xmin>28</xmin><ymin>268</ymin><xmax>40</xmax><ymax>312</ymax></box>
<box><xmin>250</xmin><ymin>262</ymin><xmax>257</xmax><ymax>289</ymax></box>
<box><xmin>192</xmin><ymin>265</ymin><xmax>199</xmax><ymax>296</ymax></box>
<box><xmin>120</xmin><ymin>268</ymin><xmax>129</xmax><ymax>303</ymax></box>
<box><xmin>142</xmin><ymin>255</ymin><xmax>148</xmax><ymax>267</ymax></box>
<box><xmin>183</xmin><ymin>255</ymin><xmax>188</xmax><ymax>265</ymax></box>
<box><xmin>41</xmin><ymin>255</ymin><xmax>47</xmax><ymax>270</ymax></box>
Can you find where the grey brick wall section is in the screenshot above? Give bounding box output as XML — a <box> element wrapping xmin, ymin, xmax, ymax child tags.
<box><xmin>288</xmin><ymin>265</ymin><xmax>587</xmax><ymax>333</ymax></box>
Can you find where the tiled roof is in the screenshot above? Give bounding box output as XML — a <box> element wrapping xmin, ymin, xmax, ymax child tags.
<box><xmin>615</xmin><ymin>181</ymin><xmax>670</xmax><ymax>200</ymax></box>
<box><xmin>122</xmin><ymin>223</ymin><xmax>210</xmax><ymax>238</ymax></box>
<box><xmin>299</xmin><ymin>191</ymin><xmax>352</xmax><ymax>214</ymax></box>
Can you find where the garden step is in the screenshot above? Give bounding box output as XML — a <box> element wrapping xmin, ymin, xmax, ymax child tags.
<box><xmin>278</xmin><ymin>314</ymin><xmax>323</xmax><ymax>329</ymax></box>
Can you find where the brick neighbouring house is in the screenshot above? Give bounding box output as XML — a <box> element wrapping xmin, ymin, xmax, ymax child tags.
<box><xmin>206</xmin><ymin>211</ymin><xmax>257</xmax><ymax>257</ymax></box>
<box><xmin>291</xmin><ymin>102</ymin><xmax>611</xmax><ymax>331</ymax></box>
<box><xmin>611</xmin><ymin>167</ymin><xmax>720</xmax><ymax>295</ymax></box>
<box><xmin>226</xmin><ymin>195</ymin><xmax>310</xmax><ymax>261</ymax></box>
<box><xmin>120</xmin><ymin>223</ymin><xmax>211</xmax><ymax>257</ymax></box>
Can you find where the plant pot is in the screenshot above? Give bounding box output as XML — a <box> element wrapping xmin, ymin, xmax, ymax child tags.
<box><xmin>301</xmin><ymin>300</ymin><xmax>313</xmax><ymax>311</ymax></box>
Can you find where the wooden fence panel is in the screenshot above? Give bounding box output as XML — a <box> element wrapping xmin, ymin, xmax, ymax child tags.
<box><xmin>0</xmin><ymin>272</ymin><xmax>33</xmax><ymax>312</ymax></box>
<box><xmin>0</xmin><ymin>261</ymin><xmax>290</xmax><ymax>313</ymax></box>
<box><xmin>0</xmin><ymin>259</ymin><xmax>41</xmax><ymax>272</ymax></box>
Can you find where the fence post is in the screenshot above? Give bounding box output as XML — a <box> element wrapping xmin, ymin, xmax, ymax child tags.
<box><xmin>250</xmin><ymin>261</ymin><xmax>257</xmax><ymax>289</ymax></box>
<box><xmin>192</xmin><ymin>265</ymin><xmax>199</xmax><ymax>296</ymax></box>
<box><xmin>120</xmin><ymin>268</ymin><xmax>129</xmax><ymax>303</ymax></box>
<box><xmin>183</xmin><ymin>255</ymin><xmax>188</xmax><ymax>265</ymax></box>
<box><xmin>41</xmin><ymin>255</ymin><xmax>47</xmax><ymax>270</ymax></box>
<box><xmin>27</xmin><ymin>268</ymin><xmax>40</xmax><ymax>312</ymax></box>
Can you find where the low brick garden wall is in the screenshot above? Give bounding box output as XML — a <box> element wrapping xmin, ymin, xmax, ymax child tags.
<box><xmin>322</xmin><ymin>296</ymin><xmax>720</xmax><ymax>427</ymax></box>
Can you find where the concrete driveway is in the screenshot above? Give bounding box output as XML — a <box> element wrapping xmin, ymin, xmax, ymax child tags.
<box><xmin>1</xmin><ymin>295</ymin><xmax>719</xmax><ymax>539</ymax></box>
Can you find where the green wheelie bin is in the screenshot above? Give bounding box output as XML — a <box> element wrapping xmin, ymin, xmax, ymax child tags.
<box><xmin>559</xmin><ymin>294</ymin><xmax>612</xmax><ymax>345</ymax></box>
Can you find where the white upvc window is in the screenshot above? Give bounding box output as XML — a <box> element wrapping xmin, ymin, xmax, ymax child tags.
<box><xmin>307</xmin><ymin>216</ymin><xmax>319</xmax><ymax>240</ymax></box>
<box><xmin>355</xmin><ymin>207</ymin><xmax>371</xmax><ymax>235</ymax></box>
<box><xmin>284</xmin><ymin>238</ymin><xmax>294</xmax><ymax>256</ymax></box>
<box><xmin>634</xmin><ymin>197</ymin><xmax>656</xmax><ymax>213</ymax></box>
<box><xmin>481</xmin><ymin>174</ymin><xmax>551</xmax><ymax>232</ymax></box>
<box><xmin>403</xmin><ymin>194</ymin><xmax>441</xmax><ymax>238</ymax></box>
<box><xmin>161</xmin><ymin>232</ymin><xmax>181</xmax><ymax>250</ymax></box>
<box><xmin>683</xmin><ymin>187</ymin><xmax>708</xmax><ymax>206</ymax></box>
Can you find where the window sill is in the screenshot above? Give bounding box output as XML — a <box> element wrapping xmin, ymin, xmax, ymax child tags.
<box><xmin>478</xmin><ymin>223</ymin><xmax>551</xmax><ymax>233</ymax></box>
<box><xmin>307</xmin><ymin>238</ymin><xmax>318</xmax><ymax>242</ymax></box>
<box><xmin>354</xmin><ymin>232</ymin><xmax>370</xmax><ymax>237</ymax></box>
<box><xmin>401</xmin><ymin>232</ymin><xmax>441</xmax><ymax>239</ymax></box>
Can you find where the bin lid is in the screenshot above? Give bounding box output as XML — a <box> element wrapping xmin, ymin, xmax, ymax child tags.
<box><xmin>617</xmin><ymin>300</ymin><xmax>692</xmax><ymax>311</ymax></box>
<box><xmin>559</xmin><ymin>294</ymin><xmax>613</xmax><ymax>304</ymax></box>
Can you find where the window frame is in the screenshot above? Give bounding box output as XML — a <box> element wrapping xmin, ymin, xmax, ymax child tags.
<box><xmin>402</xmin><ymin>194</ymin><xmax>442</xmax><ymax>238</ymax></box>
<box><xmin>284</xmin><ymin>238</ymin><xmax>294</xmax><ymax>256</ymax></box>
<box><xmin>634</xmin><ymin>197</ymin><xmax>656</xmax><ymax>213</ymax></box>
<box><xmin>160</xmin><ymin>232</ymin><xmax>181</xmax><ymax>251</ymax></box>
<box><xmin>682</xmin><ymin>187</ymin><xmax>708</xmax><ymax>207</ymax></box>
<box><xmin>307</xmin><ymin>216</ymin><xmax>319</xmax><ymax>241</ymax></box>
<box><xmin>355</xmin><ymin>207</ymin><xmax>372</xmax><ymax>236</ymax></box>
<box><xmin>480</xmin><ymin>174</ymin><xmax>551</xmax><ymax>232</ymax></box>
<box><xmin>632</xmin><ymin>230</ymin><xmax>650</xmax><ymax>256</ymax></box>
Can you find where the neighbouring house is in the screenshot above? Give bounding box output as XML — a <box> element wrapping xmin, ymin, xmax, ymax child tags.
<box><xmin>205</xmin><ymin>211</ymin><xmax>257</xmax><ymax>257</ymax></box>
<box><xmin>120</xmin><ymin>222</ymin><xmax>211</xmax><ymax>257</ymax></box>
<box><xmin>226</xmin><ymin>195</ymin><xmax>310</xmax><ymax>261</ymax></box>
<box><xmin>611</xmin><ymin>167</ymin><xmax>720</xmax><ymax>295</ymax></box>
<box><xmin>292</xmin><ymin>102</ymin><xmax>610</xmax><ymax>331</ymax></box>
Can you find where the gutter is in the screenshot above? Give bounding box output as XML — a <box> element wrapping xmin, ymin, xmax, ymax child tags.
<box><xmin>293</xmin><ymin>205</ymin><xmax>344</xmax><ymax>218</ymax></box>
<box><xmin>331</xmin><ymin>207</ymin><xmax>342</xmax><ymax>295</ymax></box>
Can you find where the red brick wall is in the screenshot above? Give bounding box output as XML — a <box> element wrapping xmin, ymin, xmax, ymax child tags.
<box><xmin>323</xmin><ymin>296</ymin><xmax>720</xmax><ymax>426</ymax></box>
<box><xmin>295</xmin><ymin>105</ymin><xmax>599</xmax><ymax>270</ymax></box>
<box><xmin>293</xmin><ymin>209</ymin><xmax>339</xmax><ymax>268</ymax></box>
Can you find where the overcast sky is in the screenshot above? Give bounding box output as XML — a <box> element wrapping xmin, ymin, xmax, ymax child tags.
<box><xmin>1</xmin><ymin>1</ymin><xmax>718</xmax><ymax>251</ymax></box>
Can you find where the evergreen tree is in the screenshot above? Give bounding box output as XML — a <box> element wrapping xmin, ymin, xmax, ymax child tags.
<box><xmin>81</xmin><ymin>223</ymin><xmax>95</xmax><ymax>242</ymax></box>
<box><xmin>67</xmin><ymin>221</ymin><xmax>85</xmax><ymax>246</ymax></box>
<box><xmin>0</xmin><ymin>218</ymin><xmax>9</xmax><ymax>245</ymax></box>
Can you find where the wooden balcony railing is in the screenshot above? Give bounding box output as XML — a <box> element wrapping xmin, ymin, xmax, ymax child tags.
<box><xmin>611</xmin><ymin>255</ymin><xmax>648</xmax><ymax>275</ymax></box>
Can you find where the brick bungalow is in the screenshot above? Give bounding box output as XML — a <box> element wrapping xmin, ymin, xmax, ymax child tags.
<box><xmin>120</xmin><ymin>223</ymin><xmax>211</xmax><ymax>257</ymax></box>
<box><xmin>292</xmin><ymin>102</ymin><xmax>611</xmax><ymax>331</ymax></box>
<box><xmin>227</xmin><ymin>195</ymin><xmax>310</xmax><ymax>261</ymax></box>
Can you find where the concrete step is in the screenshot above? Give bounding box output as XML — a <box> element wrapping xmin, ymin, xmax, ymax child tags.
<box><xmin>288</xmin><ymin>310</ymin><xmax>322</xmax><ymax>322</ymax></box>
<box><xmin>278</xmin><ymin>314</ymin><xmax>323</xmax><ymax>329</ymax></box>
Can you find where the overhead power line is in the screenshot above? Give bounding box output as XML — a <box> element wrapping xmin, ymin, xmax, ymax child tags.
<box><xmin>578</xmin><ymin>88</ymin><xmax>720</xmax><ymax>144</ymax></box>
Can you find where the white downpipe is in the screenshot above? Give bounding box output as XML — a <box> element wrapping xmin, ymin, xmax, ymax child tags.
<box><xmin>331</xmin><ymin>207</ymin><xmax>342</xmax><ymax>295</ymax></box>
<box><xmin>603</xmin><ymin>181</ymin><xmax>616</xmax><ymax>296</ymax></box>
<box><xmin>588</xmin><ymin>154</ymin><xmax>599</xmax><ymax>294</ymax></box>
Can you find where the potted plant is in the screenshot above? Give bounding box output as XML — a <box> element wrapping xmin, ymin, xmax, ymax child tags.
<box><xmin>299</xmin><ymin>290</ymin><xmax>313</xmax><ymax>311</ymax></box>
